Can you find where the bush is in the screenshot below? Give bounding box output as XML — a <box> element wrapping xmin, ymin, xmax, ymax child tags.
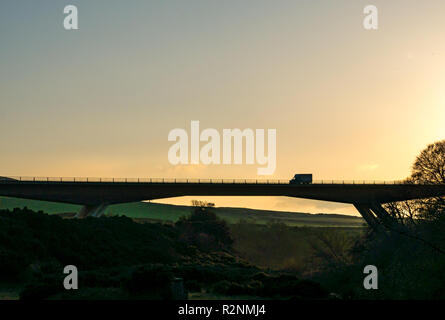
<box><xmin>176</xmin><ymin>207</ymin><xmax>233</xmax><ymax>252</ymax></box>
<box><xmin>0</xmin><ymin>250</ymin><xmax>29</xmax><ymax>281</ymax></box>
<box><xmin>19</xmin><ymin>274</ymin><xmax>64</xmax><ymax>300</ymax></box>
<box><xmin>124</xmin><ymin>265</ymin><xmax>174</xmax><ymax>299</ymax></box>
<box><xmin>0</xmin><ymin>208</ymin><xmax>182</xmax><ymax>272</ymax></box>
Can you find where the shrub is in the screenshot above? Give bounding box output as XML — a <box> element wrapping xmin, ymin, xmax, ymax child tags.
<box><xmin>176</xmin><ymin>207</ymin><xmax>233</xmax><ymax>252</ymax></box>
<box><xmin>124</xmin><ymin>265</ymin><xmax>174</xmax><ymax>299</ymax></box>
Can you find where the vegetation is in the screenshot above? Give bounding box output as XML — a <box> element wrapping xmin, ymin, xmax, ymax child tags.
<box><xmin>0</xmin><ymin>206</ymin><xmax>329</xmax><ymax>300</ymax></box>
<box><xmin>1</xmin><ymin>140</ymin><xmax>444</xmax><ymax>300</ymax></box>
<box><xmin>176</xmin><ymin>205</ymin><xmax>233</xmax><ymax>252</ymax></box>
<box><xmin>230</xmin><ymin>221</ymin><xmax>361</xmax><ymax>273</ymax></box>
<box><xmin>316</xmin><ymin>140</ymin><xmax>445</xmax><ymax>299</ymax></box>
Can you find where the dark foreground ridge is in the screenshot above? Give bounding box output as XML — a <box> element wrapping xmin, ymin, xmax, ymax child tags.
<box><xmin>0</xmin><ymin>207</ymin><xmax>329</xmax><ymax>300</ymax></box>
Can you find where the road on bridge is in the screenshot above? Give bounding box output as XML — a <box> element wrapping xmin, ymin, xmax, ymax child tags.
<box><xmin>1</xmin><ymin>177</ymin><xmax>444</xmax><ymax>227</ymax></box>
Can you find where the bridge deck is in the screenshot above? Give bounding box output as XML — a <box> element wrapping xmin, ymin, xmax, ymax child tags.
<box><xmin>1</xmin><ymin>177</ymin><xmax>444</xmax><ymax>206</ymax></box>
<box><xmin>0</xmin><ymin>176</ymin><xmax>413</xmax><ymax>184</ymax></box>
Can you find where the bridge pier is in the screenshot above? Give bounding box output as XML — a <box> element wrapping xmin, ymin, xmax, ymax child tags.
<box><xmin>369</xmin><ymin>202</ymin><xmax>398</xmax><ymax>227</ymax></box>
<box><xmin>353</xmin><ymin>204</ymin><xmax>379</xmax><ymax>229</ymax></box>
<box><xmin>353</xmin><ymin>202</ymin><xmax>397</xmax><ymax>230</ymax></box>
<box><xmin>76</xmin><ymin>203</ymin><xmax>108</xmax><ymax>218</ymax></box>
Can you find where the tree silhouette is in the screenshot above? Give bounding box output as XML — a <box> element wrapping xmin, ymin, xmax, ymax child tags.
<box><xmin>411</xmin><ymin>140</ymin><xmax>445</xmax><ymax>184</ymax></box>
<box><xmin>385</xmin><ymin>139</ymin><xmax>445</xmax><ymax>223</ymax></box>
<box><xmin>176</xmin><ymin>206</ymin><xmax>232</xmax><ymax>251</ymax></box>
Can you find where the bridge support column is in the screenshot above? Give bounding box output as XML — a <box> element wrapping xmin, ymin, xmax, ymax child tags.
<box><xmin>353</xmin><ymin>204</ymin><xmax>379</xmax><ymax>229</ymax></box>
<box><xmin>76</xmin><ymin>203</ymin><xmax>108</xmax><ymax>218</ymax></box>
<box><xmin>369</xmin><ymin>202</ymin><xmax>397</xmax><ymax>227</ymax></box>
<box><xmin>353</xmin><ymin>202</ymin><xmax>397</xmax><ymax>230</ymax></box>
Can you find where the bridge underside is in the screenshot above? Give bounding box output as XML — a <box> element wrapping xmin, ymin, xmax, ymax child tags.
<box><xmin>1</xmin><ymin>181</ymin><xmax>444</xmax><ymax>228</ymax></box>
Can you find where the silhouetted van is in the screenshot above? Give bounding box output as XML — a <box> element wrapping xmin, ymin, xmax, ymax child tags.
<box><xmin>290</xmin><ymin>174</ymin><xmax>312</xmax><ymax>184</ymax></box>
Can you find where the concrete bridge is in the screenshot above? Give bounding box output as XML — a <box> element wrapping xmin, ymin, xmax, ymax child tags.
<box><xmin>1</xmin><ymin>176</ymin><xmax>445</xmax><ymax>228</ymax></box>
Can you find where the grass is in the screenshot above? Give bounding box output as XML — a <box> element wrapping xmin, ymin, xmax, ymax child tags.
<box><xmin>0</xmin><ymin>196</ymin><xmax>365</xmax><ymax>228</ymax></box>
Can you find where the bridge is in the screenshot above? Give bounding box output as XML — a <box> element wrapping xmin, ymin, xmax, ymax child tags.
<box><xmin>1</xmin><ymin>176</ymin><xmax>445</xmax><ymax>229</ymax></box>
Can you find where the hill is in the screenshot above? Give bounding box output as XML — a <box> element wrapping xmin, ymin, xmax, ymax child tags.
<box><xmin>0</xmin><ymin>196</ymin><xmax>364</xmax><ymax>227</ymax></box>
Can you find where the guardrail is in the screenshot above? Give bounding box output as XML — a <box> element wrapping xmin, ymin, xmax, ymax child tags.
<box><xmin>1</xmin><ymin>176</ymin><xmax>442</xmax><ymax>185</ymax></box>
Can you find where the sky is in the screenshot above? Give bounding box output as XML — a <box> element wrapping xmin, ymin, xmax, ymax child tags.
<box><xmin>1</xmin><ymin>0</ymin><xmax>445</xmax><ymax>215</ymax></box>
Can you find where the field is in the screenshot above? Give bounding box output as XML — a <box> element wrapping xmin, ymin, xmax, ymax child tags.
<box><xmin>0</xmin><ymin>196</ymin><xmax>365</xmax><ymax>227</ymax></box>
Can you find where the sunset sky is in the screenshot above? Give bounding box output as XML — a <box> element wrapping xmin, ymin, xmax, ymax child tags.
<box><xmin>1</xmin><ymin>1</ymin><xmax>444</xmax><ymax>215</ymax></box>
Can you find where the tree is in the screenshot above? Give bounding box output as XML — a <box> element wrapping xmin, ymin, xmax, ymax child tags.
<box><xmin>385</xmin><ymin>140</ymin><xmax>445</xmax><ymax>223</ymax></box>
<box><xmin>191</xmin><ymin>200</ymin><xmax>215</xmax><ymax>208</ymax></box>
<box><xmin>411</xmin><ymin>140</ymin><xmax>445</xmax><ymax>184</ymax></box>
<box><xmin>176</xmin><ymin>206</ymin><xmax>233</xmax><ymax>251</ymax></box>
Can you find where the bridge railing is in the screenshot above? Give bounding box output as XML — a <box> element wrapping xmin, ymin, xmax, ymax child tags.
<box><xmin>1</xmin><ymin>176</ymin><xmax>443</xmax><ymax>185</ymax></box>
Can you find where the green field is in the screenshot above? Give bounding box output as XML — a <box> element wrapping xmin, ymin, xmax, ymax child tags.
<box><xmin>0</xmin><ymin>196</ymin><xmax>365</xmax><ymax>227</ymax></box>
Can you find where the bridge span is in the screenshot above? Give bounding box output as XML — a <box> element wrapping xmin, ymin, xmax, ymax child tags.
<box><xmin>1</xmin><ymin>176</ymin><xmax>445</xmax><ymax>228</ymax></box>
